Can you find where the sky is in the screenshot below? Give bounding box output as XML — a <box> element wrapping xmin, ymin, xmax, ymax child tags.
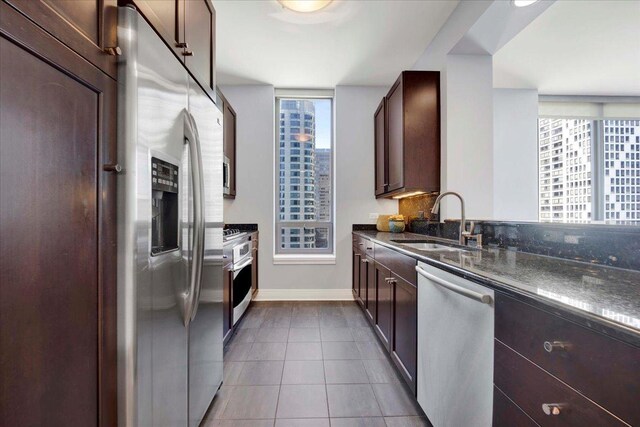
<box><xmin>313</xmin><ymin>98</ymin><xmax>332</xmax><ymax>149</ymax></box>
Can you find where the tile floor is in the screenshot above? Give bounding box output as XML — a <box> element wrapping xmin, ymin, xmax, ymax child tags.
<box><xmin>203</xmin><ymin>301</ymin><xmax>430</xmax><ymax>427</ymax></box>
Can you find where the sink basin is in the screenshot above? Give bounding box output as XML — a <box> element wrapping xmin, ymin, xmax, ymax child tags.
<box><xmin>390</xmin><ymin>239</ymin><xmax>471</xmax><ymax>252</ymax></box>
<box><xmin>400</xmin><ymin>242</ymin><xmax>468</xmax><ymax>252</ymax></box>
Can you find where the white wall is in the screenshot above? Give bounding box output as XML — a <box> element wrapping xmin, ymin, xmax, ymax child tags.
<box><xmin>441</xmin><ymin>54</ymin><xmax>495</xmax><ymax>220</ymax></box>
<box><xmin>493</xmin><ymin>89</ymin><xmax>539</xmax><ymax>221</ymax></box>
<box><xmin>221</xmin><ymin>84</ymin><xmax>396</xmax><ymax>298</ymax></box>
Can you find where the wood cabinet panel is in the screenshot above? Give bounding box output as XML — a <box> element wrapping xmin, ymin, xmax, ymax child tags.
<box><xmin>365</xmin><ymin>255</ymin><xmax>376</xmax><ymax>323</ymax></box>
<box><xmin>374</xmin><ymin>243</ymin><xmax>416</xmax><ymax>284</ymax></box>
<box><xmin>0</xmin><ymin>3</ymin><xmax>117</xmax><ymax>424</ymax></box>
<box><xmin>223</xmin><ymin>97</ymin><xmax>237</xmax><ymax>198</ymax></box>
<box><xmin>374</xmin><ymin>97</ymin><xmax>387</xmax><ymax>196</ymax></box>
<box><xmin>391</xmin><ymin>275</ymin><xmax>417</xmax><ymax>394</ymax></box>
<box><xmin>494</xmin><ymin>340</ymin><xmax>626</xmax><ymax>427</ymax></box>
<box><xmin>352</xmin><ymin>249</ymin><xmax>361</xmax><ymax>298</ymax></box>
<box><xmin>386</xmin><ymin>78</ymin><xmax>404</xmax><ymax>192</ymax></box>
<box><xmin>358</xmin><ymin>253</ymin><xmax>368</xmax><ymax>308</ymax></box>
<box><xmin>374</xmin><ymin>262</ymin><xmax>392</xmax><ymax>350</ymax></box>
<box><xmin>184</xmin><ymin>0</ymin><xmax>214</xmax><ymax>90</ymax></box>
<box><xmin>493</xmin><ymin>386</ymin><xmax>540</xmax><ymax>427</ymax></box>
<box><xmin>6</xmin><ymin>0</ymin><xmax>118</xmax><ymax>77</ymax></box>
<box><xmin>130</xmin><ymin>0</ymin><xmax>180</xmax><ymax>52</ymax></box>
<box><xmin>496</xmin><ymin>293</ymin><xmax>639</xmax><ymax>425</ymax></box>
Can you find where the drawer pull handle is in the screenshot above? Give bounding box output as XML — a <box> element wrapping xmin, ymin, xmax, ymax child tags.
<box><xmin>359</xmin><ymin>243</ymin><xmax>364</xmax><ymax>246</ymax></box>
<box><xmin>542</xmin><ymin>403</ymin><xmax>565</xmax><ymax>416</ymax></box>
<box><xmin>385</xmin><ymin>277</ymin><xmax>397</xmax><ymax>285</ymax></box>
<box><xmin>361</xmin><ymin>259</ymin><xmax>369</xmax><ymax>264</ymax></box>
<box><xmin>544</xmin><ymin>341</ymin><xmax>570</xmax><ymax>353</ymax></box>
<box><xmin>366</xmin><ymin>247</ymin><xmax>373</xmax><ymax>250</ymax></box>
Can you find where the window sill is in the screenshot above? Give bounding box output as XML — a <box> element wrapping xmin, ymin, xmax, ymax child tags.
<box><xmin>273</xmin><ymin>254</ymin><xmax>336</xmax><ymax>265</ymax></box>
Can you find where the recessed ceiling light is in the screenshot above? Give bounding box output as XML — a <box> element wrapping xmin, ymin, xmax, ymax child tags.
<box><xmin>278</xmin><ymin>0</ymin><xmax>333</xmax><ymax>13</ymax></box>
<box><xmin>512</xmin><ymin>0</ymin><xmax>540</xmax><ymax>7</ymax></box>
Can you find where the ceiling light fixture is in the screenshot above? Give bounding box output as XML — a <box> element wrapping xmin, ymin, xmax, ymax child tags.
<box><xmin>278</xmin><ymin>0</ymin><xmax>333</xmax><ymax>13</ymax></box>
<box><xmin>512</xmin><ymin>0</ymin><xmax>540</xmax><ymax>7</ymax></box>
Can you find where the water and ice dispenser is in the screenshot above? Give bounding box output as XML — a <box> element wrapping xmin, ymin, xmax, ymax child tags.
<box><xmin>151</xmin><ymin>157</ymin><xmax>179</xmax><ymax>255</ymax></box>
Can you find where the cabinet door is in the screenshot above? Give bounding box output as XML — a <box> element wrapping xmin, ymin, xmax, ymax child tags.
<box><xmin>6</xmin><ymin>0</ymin><xmax>118</xmax><ymax>78</ymax></box>
<box><xmin>365</xmin><ymin>255</ymin><xmax>376</xmax><ymax>323</ymax></box>
<box><xmin>184</xmin><ymin>0</ymin><xmax>215</xmax><ymax>90</ymax></box>
<box><xmin>391</xmin><ymin>275</ymin><xmax>417</xmax><ymax>394</ymax></box>
<box><xmin>374</xmin><ymin>262</ymin><xmax>392</xmax><ymax>350</ymax></box>
<box><xmin>1</xmin><ymin>4</ymin><xmax>117</xmax><ymax>424</ymax></box>
<box><xmin>223</xmin><ymin>102</ymin><xmax>237</xmax><ymax>197</ymax></box>
<box><xmin>352</xmin><ymin>250</ymin><xmax>361</xmax><ymax>298</ymax></box>
<box><xmin>374</xmin><ymin>97</ymin><xmax>387</xmax><ymax>196</ymax></box>
<box><xmin>386</xmin><ymin>77</ymin><xmax>404</xmax><ymax>192</ymax></box>
<box><xmin>358</xmin><ymin>255</ymin><xmax>368</xmax><ymax>308</ymax></box>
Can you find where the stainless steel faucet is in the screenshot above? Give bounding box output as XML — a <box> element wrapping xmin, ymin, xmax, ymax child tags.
<box><xmin>430</xmin><ymin>191</ymin><xmax>467</xmax><ymax>245</ymax></box>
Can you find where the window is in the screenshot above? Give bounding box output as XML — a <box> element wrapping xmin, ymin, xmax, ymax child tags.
<box><xmin>275</xmin><ymin>91</ymin><xmax>334</xmax><ymax>255</ymax></box>
<box><xmin>538</xmin><ymin>115</ymin><xmax>640</xmax><ymax>225</ymax></box>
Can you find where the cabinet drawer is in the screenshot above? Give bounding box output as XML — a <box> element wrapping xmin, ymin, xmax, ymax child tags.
<box><xmin>374</xmin><ymin>244</ymin><xmax>416</xmax><ymax>284</ymax></box>
<box><xmin>495</xmin><ymin>294</ymin><xmax>639</xmax><ymax>425</ymax></box>
<box><xmin>494</xmin><ymin>340</ymin><xmax>626</xmax><ymax>426</ymax></box>
<box><xmin>493</xmin><ymin>385</ymin><xmax>540</xmax><ymax>427</ymax></box>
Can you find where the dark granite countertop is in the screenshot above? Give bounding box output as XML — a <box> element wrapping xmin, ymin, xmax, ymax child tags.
<box><xmin>354</xmin><ymin>230</ymin><xmax>640</xmax><ymax>347</ymax></box>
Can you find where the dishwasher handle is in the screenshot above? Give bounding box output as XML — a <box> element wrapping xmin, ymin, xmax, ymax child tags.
<box><xmin>416</xmin><ymin>265</ymin><xmax>492</xmax><ymax>305</ymax></box>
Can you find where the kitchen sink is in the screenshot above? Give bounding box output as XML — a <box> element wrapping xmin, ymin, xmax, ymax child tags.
<box><xmin>391</xmin><ymin>240</ymin><xmax>471</xmax><ymax>252</ymax></box>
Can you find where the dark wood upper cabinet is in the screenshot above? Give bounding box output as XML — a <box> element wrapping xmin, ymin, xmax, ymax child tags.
<box><xmin>1</xmin><ymin>3</ymin><xmax>117</xmax><ymax>424</ymax></box>
<box><xmin>374</xmin><ymin>97</ymin><xmax>388</xmax><ymax>196</ymax></box>
<box><xmin>376</xmin><ymin>71</ymin><xmax>440</xmax><ymax>198</ymax></box>
<box><xmin>125</xmin><ymin>0</ymin><xmax>216</xmax><ymax>94</ymax></box>
<box><xmin>219</xmin><ymin>88</ymin><xmax>237</xmax><ymax>198</ymax></box>
<box><xmin>6</xmin><ymin>0</ymin><xmax>118</xmax><ymax>78</ymax></box>
<box><xmin>184</xmin><ymin>0</ymin><xmax>215</xmax><ymax>91</ymax></box>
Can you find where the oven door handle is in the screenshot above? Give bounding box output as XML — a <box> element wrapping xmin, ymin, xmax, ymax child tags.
<box><xmin>232</xmin><ymin>256</ymin><xmax>253</xmax><ymax>273</ymax></box>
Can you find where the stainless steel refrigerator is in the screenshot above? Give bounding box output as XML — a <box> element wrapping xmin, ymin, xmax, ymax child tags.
<box><xmin>116</xmin><ymin>7</ymin><xmax>223</xmax><ymax>427</ymax></box>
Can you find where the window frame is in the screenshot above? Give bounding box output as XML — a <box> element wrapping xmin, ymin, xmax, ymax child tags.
<box><xmin>274</xmin><ymin>89</ymin><xmax>335</xmax><ymax>260</ymax></box>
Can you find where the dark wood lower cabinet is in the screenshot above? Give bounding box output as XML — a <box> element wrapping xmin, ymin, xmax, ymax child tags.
<box><xmin>0</xmin><ymin>3</ymin><xmax>117</xmax><ymax>425</ymax></box>
<box><xmin>391</xmin><ymin>275</ymin><xmax>417</xmax><ymax>394</ymax></box>
<box><xmin>493</xmin><ymin>385</ymin><xmax>540</xmax><ymax>427</ymax></box>
<box><xmin>352</xmin><ymin>249</ymin><xmax>361</xmax><ymax>299</ymax></box>
<box><xmin>358</xmin><ymin>254</ymin><xmax>368</xmax><ymax>308</ymax></box>
<box><xmin>365</xmin><ymin>255</ymin><xmax>376</xmax><ymax>322</ymax></box>
<box><xmin>374</xmin><ymin>262</ymin><xmax>392</xmax><ymax>350</ymax></box>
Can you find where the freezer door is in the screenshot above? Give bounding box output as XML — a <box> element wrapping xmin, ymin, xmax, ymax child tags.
<box><xmin>187</xmin><ymin>77</ymin><xmax>224</xmax><ymax>427</ymax></box>
<box><xmin>117</xmin><ymin>7</ymin><xmax>191</xmax><ymax>427</ymax></box>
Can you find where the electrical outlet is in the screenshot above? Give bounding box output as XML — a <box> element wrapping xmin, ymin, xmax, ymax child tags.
<box><xmin>369</xmin><ymin>213</ymin><xmax>379</xmax><ymax>220</ymax></box>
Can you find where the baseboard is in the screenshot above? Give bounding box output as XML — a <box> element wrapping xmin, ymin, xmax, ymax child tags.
<box><xmin>253</xmin><ymin>288</ymin><xmax>354</xmax><ymax>301</ymax></box>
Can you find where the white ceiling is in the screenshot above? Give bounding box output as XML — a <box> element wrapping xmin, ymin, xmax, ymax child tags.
<box><xmin>493</xmin><ymin>0</ymin><xmax>640</xmax><ymax>96</ymax></box>
<box><xmin>213</xmin><ymin>0</ymin><xmax>459</xmax><ymax>88</ymax></box>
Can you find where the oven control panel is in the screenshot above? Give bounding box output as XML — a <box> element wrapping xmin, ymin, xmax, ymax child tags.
<box><xmin>152</xmin><ymin>157</ymin><xmax>178</xmax><ymax>193</ymax></box>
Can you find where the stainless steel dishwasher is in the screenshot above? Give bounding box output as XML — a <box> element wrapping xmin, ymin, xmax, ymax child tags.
<box><xmin>416</xmin><ymin>261</ymin><xmax>494</xmax><ymax>427</ymax></box>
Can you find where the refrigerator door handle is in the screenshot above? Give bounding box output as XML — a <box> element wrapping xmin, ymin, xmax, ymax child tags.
<box><xmin>183</xmin><ymin>110</ymin><xmax>205</xmax><ymax>326</ymax></box>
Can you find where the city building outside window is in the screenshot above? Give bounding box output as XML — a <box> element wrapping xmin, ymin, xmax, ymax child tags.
<box><xmin>275</xmin><ymin>91</ymin><xmax>334</xmax><ymax>255</ymax></box>
<box><xmin>538</xmin><ymin>107</ymin><xmax>640</xmax><ymax>225</ymax></box>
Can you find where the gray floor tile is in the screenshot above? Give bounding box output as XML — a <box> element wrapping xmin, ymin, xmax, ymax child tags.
<box><xmin>276</xmin><ymin>385</ymin><xmax>328</xmax><ymax>419</ymax></box>
<box><xmin>384</xmin><ymin>416</ymin><xmax>431</xmax><ymax>426</ymax></box>
<box><xmin>239</xmin><ymin>313</ymin><xmax>266</xmax><ymax>329</ymax></box>
<box><xmin>326</xmin><ymin>384</ymin><xmax>382</xmax><ymax>418</ymax></box>
<box><xmin>288</xmin><ymin>328</ymin><xmax>321</xmax><ymax>342</ymax></box>
<box><xmin>320</xmin><ymin>327</ymin><xmax>354</xmax><ymax>342</ymax></box>
<box><xmin>210</xmin><ymin>420</ymin><xmax>274</xmax><ymax>427</ymax></box>
<box><xmin>254</xmin><ymin>328</ymin><xmax>290</xmax><ymax>343</ymax></box>
<box><xmin>322</xmin><ymin>341</ymin><xmax>361</xmax><ymax>360</ymax></box>
<box><xmin>345</xmin><ymin>315</ymin><xmax>370</xmax><ymax>327</ymax></box>
<box><xmin>225</xmin><ymin>342</ymin><xmax>253</xmax><ymax>361</ymax></box>
<box><xmin>220</xmin><ymin>385</ymin><xmax>279</xmax><ymax>419</ymax></box>
<box><xmin>236</xmin><ymin>361</ymin><xmax>284</xmax><ymax>385</ymax></box>
<box><xmin>350</xmin><ymin>327</ymin><xmax>376</xmax><ymax>342</ymax></box>
<box><xmin>372</xmin><ymin>383</ymin><xmax>422</xmax><ymax>417</ymax></box>
<box><xmin>362</xmin><ymin>359</ymin><xmax>401</xmax><ymax>384</ymax></box>
<box><xmin>281</xmin><ymin>360</ymin><xmax>325</xmax><ymax>385</ymax></box>
<box><xmin>261</xmin><ymin>315</ymin><xmax>292</xmax><ymax>329</ymax></box>
<box><xmin>290</xmin><ymin>315</ymin><xmax>320</xmax><ymax>328</ymax></box>
<box><xmin>355</xmin><ymin>341</ymin><xmax>387</xmax><ymax>359</ymax></box>
<box><xmin>223</xmin><ymin>361</ymin><xmax>245</xmax><ymax>385</ymax></box>
<box><xmin>275</xmin><ymin>419</ymin><xmax>329</xmax><ymax>427</ymax></box>
<box><xmin>247</xmin><ymin>342</ymin><xmax>287</xmax><ymax>361</ymax></box>
<box><xmin>319</xmin><ymin>315</ymin><xmax>348</xmax><ymax>328</ymax></box>
<box><xmin>285</xmin><ymin>342</ymin><xmax>323</xmax><ymax>360</ymax></box>
<box><xmin>233</xmin><ymin>328</ymin><xmax>258</xmax><ymax>343</ymax></box>
<box><xmin>329</xmin><ymin>417</ymin><xmax>386</xmax><ymax>427</ymax></box>
<box><xmin>324</xmin><ymin>360</ymin><xmax>369</xmax><ymax>384</ymax></box>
